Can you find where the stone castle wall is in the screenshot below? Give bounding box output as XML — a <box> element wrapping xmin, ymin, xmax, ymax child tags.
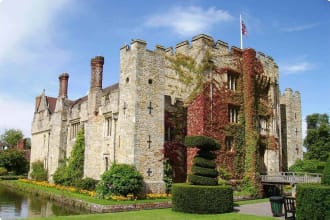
<box><xmin>280</xmin><ymin>88</ymin><xmax>303</xmax><ymax>169</ymax></box>
<box><xmin>30</xmin><ymin>34</ymin><xmax>303</xmax><ymax>193</ymax></box>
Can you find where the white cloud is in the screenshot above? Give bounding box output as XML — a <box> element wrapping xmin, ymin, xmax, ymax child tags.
<box><xmin>281</xmin><ymin>62</ymin><xmax>313</xmax><ymax>74</ymax></box>
<box><xmin>0</xmin><ymin>95</ymin><xmax>34</xmax><ymax>137</ymax></box>
<box><xmin>0</xmin><ymin>0</ymin><xmax>74</xmax><ymax>65</ymax></box>
<box><xmin>282</xmin><ymin>23</ymin><xmax>319</xmax><ymax>32</ymax></box>
<box><xmin>145</xmin><ymin>6</ymin><xmax>233</xmax><ymax>37</ymax></box>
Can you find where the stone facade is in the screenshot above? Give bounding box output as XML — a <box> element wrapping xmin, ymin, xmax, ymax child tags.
<box><xmin>280</xmin><ymin>89</ymin><xmax>303</xmax><ymax>169</ymax></box>
<box><xmin>30</xmin><ymin>34</ymin><xmax>302</xmax><ymax>193</ymax></box>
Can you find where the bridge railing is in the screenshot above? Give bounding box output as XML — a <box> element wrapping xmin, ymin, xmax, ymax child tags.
<box><xmin>261</xmin><ymin>172</ymin><xmax>322</xmax><ymax>184</ymax></box>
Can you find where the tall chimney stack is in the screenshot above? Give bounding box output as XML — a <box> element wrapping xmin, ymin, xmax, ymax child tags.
<box><xmin>58</xmin><ymin>73</ymin><xmax>69</xmax><ymax>98</ymax></box>
<box><xmin>90</xmin><ymin>56</ymin><xmax>104</xmax><ymax>90</ymax></box>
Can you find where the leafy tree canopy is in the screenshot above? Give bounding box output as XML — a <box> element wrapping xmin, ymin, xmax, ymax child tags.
<box><xmin>0</xmin><ymin>129</ymin><xmax>24</xmax><ymax>146</ymax></box>
<box><xmin>0</xmin><ymin>149</ymin><xmax>28</xmax><ymax>174</ymax></box>
<box><xmin>304</xmin><ymin>113</ymin><xmax>330</xmax><ymax>161</ymax></box>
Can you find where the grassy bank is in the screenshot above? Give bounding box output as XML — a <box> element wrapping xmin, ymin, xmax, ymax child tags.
<box><xmin>30</xmin><ymin>208</ymin><xmax>276</xmax><ymax>220</ymax></box>
<box><xmin>0</xmin><ymin>180</ymin><xmax>169</xmax><ymax>205</ymax></box>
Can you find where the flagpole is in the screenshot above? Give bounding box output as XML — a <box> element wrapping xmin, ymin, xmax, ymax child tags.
<box><xmin>240</xmin><ymin>14</ymin><xmax>243</xmax><ymax>49</ymax></box>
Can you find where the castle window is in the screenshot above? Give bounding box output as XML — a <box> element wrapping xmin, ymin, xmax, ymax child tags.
<box><xmin>227</xmin><ymin>73</ymin><xmax>238</xmax><ymax>91</ymax></box>
<box><xmin>228</xmin><ymin>106</ymin><xmax>239</xmax><ymax>123</ymax></box>
<box><xmin>70</xmin><ymin>121</ymin><xmax>80</xmax><ymax>139</ymax></box>
<box><xmin>225</xmin><ymin>136</ymin><xmax>234</xmax><ymax>152</ymax></box>
<box><xmin>148</xmin><ymin>79</ymin><xmax>153</xmax><ymax>84</ymax></box>
<box><xmin>259</xmin><ymin>117</ymin><xmax>268</xmax><ymax>135</ymax></box>
<box><xmin>105</xmin><ymin>156</ymin><xmax>109</xmax><ymax>171</ymax></box>
<box><xmin>104</xmin><ymin>117</ymin><xmax>112</xmax><ymax>136</ymax></box>
<box><xmin>126</xmin><ymin>77</ymin><xmax>129</xmax><ymax>83</ymax></box>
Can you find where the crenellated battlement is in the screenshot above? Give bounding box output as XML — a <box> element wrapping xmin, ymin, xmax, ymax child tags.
<box><xmin>120</xmin><ymin>34</ymin><xmax>232</xmax><ymax>57</ymax></box>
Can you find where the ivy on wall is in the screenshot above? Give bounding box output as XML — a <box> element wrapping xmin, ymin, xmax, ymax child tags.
<box><xmin>165</xmin><ymin>47</ymin><xmax>276</xmax><ymax>194</ymax></box>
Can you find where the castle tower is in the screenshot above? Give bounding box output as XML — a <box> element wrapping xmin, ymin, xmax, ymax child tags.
<box><xmin>280</xmin><ymin>88</ymin><xmax>303</xmax><ymax>169</ymax></box>
<box><xmin>118</xmin><ymin>40</ymin><xmax>165</xmax><ymax>193</ymax></box>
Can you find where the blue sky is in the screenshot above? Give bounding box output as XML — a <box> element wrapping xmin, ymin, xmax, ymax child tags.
<box><xmin>0</xmin><ymin>0</ymin><xmax>329</xmax><ymax>137</ymax></box>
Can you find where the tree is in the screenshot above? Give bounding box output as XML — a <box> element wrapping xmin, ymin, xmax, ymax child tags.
<box><xmin>0</xmin><ymin>149</ymin><xmax>28</xmax><ymax>174</ymax></box>
<box><xmin>53</xmin><ymin>128</ymin><xmax>85</xmax><ymax>186</ymax></box>
<box><xmin>304</xmin><ymin>113</ymin><xmax>330</xmax><ymax>161</ymax></box>
<box><xmin>0</xmin><ymin>129</ymin><xmax>24</xmax><ymax>146</ymax></box>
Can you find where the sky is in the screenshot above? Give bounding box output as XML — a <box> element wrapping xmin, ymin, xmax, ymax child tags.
<box><xmin>0</xmin><ymin>0</ymin><xmax>329</xmax><ymax>137</ymax></box>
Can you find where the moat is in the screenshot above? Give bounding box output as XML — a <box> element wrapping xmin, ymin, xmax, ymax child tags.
<box><xmin>0</xmin><ymin>184</ymin><xmax>88</xmax><ymax>219</ymax></box>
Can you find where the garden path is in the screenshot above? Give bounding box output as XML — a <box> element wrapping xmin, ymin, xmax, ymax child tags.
<box><xmin>236</xmin><ymin>202</ymin><xmax>285</xmax><ymax>219</ymax></box>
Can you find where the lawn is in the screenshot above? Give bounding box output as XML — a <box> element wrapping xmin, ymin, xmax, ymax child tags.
<box><xmin>2</xmin><ymin>180</ymin><xmax>276</xmax><ymax>220</ymax></box>
<box><xmin>30</xmin><ymin>208</ymin><xmax>277</xmax><ymax>220</ymax></box>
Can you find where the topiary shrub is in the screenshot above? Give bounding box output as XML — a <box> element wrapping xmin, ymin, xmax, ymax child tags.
<box><xmin>296</xmin><ymin>184</ymin><xmax>330</xmax><ymax>219</ymax></box>
<box><xmin>172</xmin><ymin>183</ymin><xmax>233</xmax><ymax>213</ymax></box>
<box><xmin>96</xmin><ymin>164</ymin><xmax>143</xmax><ymax>198</ymax></box>
<box><xmin>172</xmin><ymin>136</ymin><xmax>233</xmax><ymax>214</ymax></box>
<box><xmin>30</xmin><ymin>161</ymin><xmax>48</xmax><ymax>181</ymax></box>
<box><xmin>0</xmin><ymin>167</ymin><xmax>8</xmax><ymax>176</ymax></box>
<box><xmin>185</xmin><ymin>135</ymin><xmax>219</xmax><ymax>185</ymax></box>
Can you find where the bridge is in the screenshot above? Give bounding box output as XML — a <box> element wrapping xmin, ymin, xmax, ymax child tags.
<box><xmin>261</xmin><ymin>172</ymin><xmax>322</xmax><ymax>185</ymax></box>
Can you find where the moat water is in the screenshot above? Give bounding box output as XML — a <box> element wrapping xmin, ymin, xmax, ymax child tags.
<box><xmin>0</xmin><ymin>184</ymin><xmax>89</xmax><ymax>220</ymax></box>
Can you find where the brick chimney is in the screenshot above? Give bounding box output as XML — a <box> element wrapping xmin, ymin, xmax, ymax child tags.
<box><xmin>58</xmin><ymin>73</ymin><xmax>69</xmax><ymax>98</ymax></box>
<box><xmin>90</xmin><ymin>56</ymin><xmax>104</xmax><ymax>90</ymax></box>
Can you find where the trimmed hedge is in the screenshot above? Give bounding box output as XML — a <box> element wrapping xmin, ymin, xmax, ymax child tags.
<box><xmin>193</xmin><ymin>157</ymin><xmax>216</xmax><ymax>168</ymax></box>
<box><xmin>296</xmin><ymin>184</ymin><xmax>330</xmax><ymax>220</ymax></box>
<box><xmin>172</xmin><ymin>183</ymin><xmax>233</xmax><ymax>214</ymax></box>
<box><xmin>322</xmin><ymin>158</ymin><xmax>330</xmax><ymax>185</ymax></box>
<box><xmin>184</xmin><ymin>136</ymin><xmax>220</xmax><ymax>151</ymax></box>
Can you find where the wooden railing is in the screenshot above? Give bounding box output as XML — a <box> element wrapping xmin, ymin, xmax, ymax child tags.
<box><xmin>261</xmin><ymin>172</ymin><xmax>322</xmax><ymax>184</ymax></box>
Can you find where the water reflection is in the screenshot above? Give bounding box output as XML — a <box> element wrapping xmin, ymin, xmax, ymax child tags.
<box><xmin>0</xmin><ymin>184</ymin><xmax>89</xmax><ymax>219</ymax></box>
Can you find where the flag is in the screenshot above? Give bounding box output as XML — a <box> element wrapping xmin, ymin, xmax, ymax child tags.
<box><xmin>241</xmin><ymin>20</ymin><xmax>247</xmax><ymax>36</ymax></box>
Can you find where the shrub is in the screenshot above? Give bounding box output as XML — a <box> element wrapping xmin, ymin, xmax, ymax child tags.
<box><xmin>52</xmin><ymin>128</ymin><xmax>85</xmax><ymax>186</ymax></box>
<box><xmin>184</xmin><ymin>135</ymin><xmax>219</xmax><ymax>186</ymax></box>
<box><xmin>191</xmin><ymin>165</ymin><xmax>218</xmax><ymax>177</ymax></box>
<box><xmin>296</xmin><ymin>184</ymin><xmax>330</xmax><ymax>219</ymax></box>
<box><xmin>30</xmin><ymin>161</ymin><xmax>48</xmax><ymax>181</ymax></box>
<box><xmin>0</xmin><ymin>149</ymin><xmax>28</xmax><ymax>174</ymax></box>
<box><xmin>184</xmin><ymin>136</ymin><xmax>220</xmax><ymax>151</ymax></box>
<box><xmin>193</xmin><ymin>157</ymin><xmax>216</xmax><ymax>168</ymax></box>
<box><xmin>188</xmin><ymin>174</ymin><xmax>218</xmax><ymax>186</ymax></box>
<box><xmin>75</xmin><ymin>177</ymin><xmax>99</xmax><ymax>191</ymax></box>
<box><xmin>96</xmin><ymin>164</ymin><xmax>143</xmax><ymax>197</ymax></box>
<box><xmin>172</xmin><ymin>183</ymin><xmax>233</xmax><ymax>214</ymax></box>
<box><xmin>0</xmin><ymin>167</ymin><xmax>7</xmax><ymax>176</ymax></box>
<box><xmin>52</xmin><ymin>165</ymin><xmax>71</xmax><ymax>186</ymax></box>
<box><xmin>289</xmin><ymin>159</ymin><xmax>325</xmax><ymax>174</ymax></box>
<box><xmin>322</xmin><ymin>157</ymin><xmax>330</xmax><ymax>185</ymax></box>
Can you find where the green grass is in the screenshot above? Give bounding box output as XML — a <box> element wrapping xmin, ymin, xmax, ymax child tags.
<box><xmin>29</xmin><ymin>208</ymin><xmax>276</xmax><ymax>220</ymax></box>
<box><xmin>0</xmin><ymin>180</ymin><xmax>169</xmax><ymax>205</ymax></box>
<box><xmin>235</xmin><ymin>198</ymin><xmax>269</xmax><ymax>205</ymax></box>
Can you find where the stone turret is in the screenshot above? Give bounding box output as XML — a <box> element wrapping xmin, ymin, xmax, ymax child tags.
<box><xmin>58</xmin><ymin>73</ymin><xmax>69</xmax><ymax>98</ymax></box>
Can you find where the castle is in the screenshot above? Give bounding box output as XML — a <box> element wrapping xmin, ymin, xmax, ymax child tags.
<box><xmin>30</xmin><ymin>34</ymin><xmax>302</xmax><ymax>193</ymax></box>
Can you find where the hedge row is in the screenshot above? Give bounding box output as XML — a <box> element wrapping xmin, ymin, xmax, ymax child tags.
<box><xmin>296</xmin><ymin>184</ymin><xmax>330</xmax><ymax>220</ymax></box>
<box><xmin>172</xmin><ymin>183</ymin><xmax>233</xmax><ymax>214</ymax></box>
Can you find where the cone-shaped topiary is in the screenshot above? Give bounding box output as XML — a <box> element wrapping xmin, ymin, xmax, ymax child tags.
<box><xmin>185</xmin><ymin>135</ymin><xmax>220</xmax><ymax>186</ymax></box>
